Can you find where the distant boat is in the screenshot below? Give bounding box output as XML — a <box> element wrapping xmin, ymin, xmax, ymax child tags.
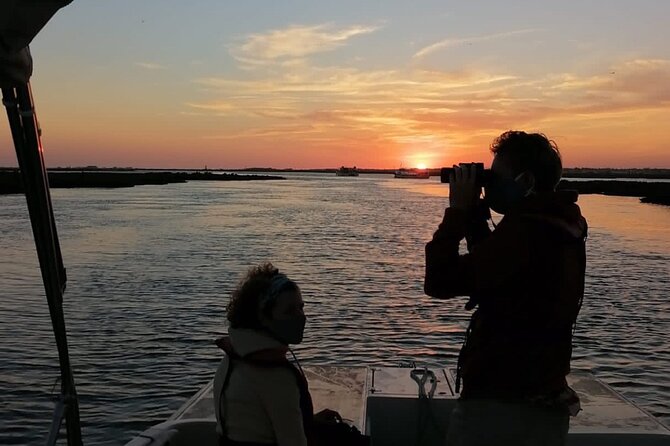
<box><xmin>394</xmin><ymin>168</ymin><xmax>430</xmax><ymax>179</ymax></box>
<box><xmin>336</xmin><ymin>166</ymin><xmax>359</xmax><ymax>177</ymax></box>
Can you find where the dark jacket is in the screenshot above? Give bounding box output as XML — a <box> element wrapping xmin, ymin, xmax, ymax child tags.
<box><xmin>425</xmin><ymin>191</ymin><xmax>588</xmax><ymax>399</ymax></box>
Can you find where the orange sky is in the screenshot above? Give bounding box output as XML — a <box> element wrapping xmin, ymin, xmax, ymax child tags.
<box><xmin>1</xmin><ymin>2</ymin><xmax>669</xmax><ymax>169</ymax></box>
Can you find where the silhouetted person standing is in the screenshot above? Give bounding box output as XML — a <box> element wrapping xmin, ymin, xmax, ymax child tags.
<box><xmin>424</xmin><ymin>131</ymin><xmax>587</xmax><ymax>445</ymax></box>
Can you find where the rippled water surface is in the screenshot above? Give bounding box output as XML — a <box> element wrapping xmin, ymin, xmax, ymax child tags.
<box><xmin>1</xmin><ymin>173</ymin><xmax>669</xmax><ymax>445</ymax></box>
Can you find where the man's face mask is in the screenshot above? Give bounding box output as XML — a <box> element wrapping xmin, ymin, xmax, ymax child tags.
<box><xmin>266</xmin><ymin>314</ymin><xmax>306</xmax><ymax>345</ymax></box>
<box><xmin>484</xmin><ymin>172</ymin><xmax>532</xmax><ymax>214</ymax></box>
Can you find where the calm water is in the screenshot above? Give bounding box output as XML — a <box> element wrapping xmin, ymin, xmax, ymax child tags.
<box><xmin>1</xmin><ymin>173</ymin><xmax>669</xmax><ymax>445</ymax></box>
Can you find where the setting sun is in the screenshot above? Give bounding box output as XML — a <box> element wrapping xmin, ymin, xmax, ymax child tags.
<box><xmin>417</xmin><ymin>163</ymin><xmax>427</xmax><ymax>170</ymax></box>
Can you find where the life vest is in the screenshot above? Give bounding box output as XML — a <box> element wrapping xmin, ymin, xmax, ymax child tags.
<box><xmin>217</xmin><ymin>348</ymin><xmax>314</xmax><ymax>446</ymax></box>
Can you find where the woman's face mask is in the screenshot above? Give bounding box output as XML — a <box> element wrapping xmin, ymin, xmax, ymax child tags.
<box><xmin>262</xmin><ymin>289</ymin><xmax>306</xmax><ymax>345</ymax></box>
<box><xmin>266</xmin><ymin>314</ymin><xmax>306</xmax><ymax>345</ymax></box>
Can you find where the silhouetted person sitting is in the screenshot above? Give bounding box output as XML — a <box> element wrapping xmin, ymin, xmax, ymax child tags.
<box><xmin>214</xmin><ymin>263</ymin><xmax>311</xmax><ymax>445</ymax></box>
<box><xmin>424</xmin><ymin>131</ymin><xmax>588</xmax><ymax>444</ymax></box>
<box><xmin>214</xmin><ymin>263</ymin><xmax>364</xmax><ymax>446</ymax></box>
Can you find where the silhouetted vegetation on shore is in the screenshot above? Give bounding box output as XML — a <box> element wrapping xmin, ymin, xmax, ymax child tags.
<box><xmin>0</xmin><ymin>170</ymin><xmax>284</xmax><ymax>194</ymax></box>
<box><xmin>229</xmin><ymin>167</ymin><xmax>670</xmax><ymax>179</ymax></box>
<box><xmin>561</xmin><ymin>168</ymin><xmax>670</xmax><ymax>179</ymax></box>
<box><xmin>559</xmin><ymin>180</ymin><xmax>670</xmax><ymax>206</ymax></box>
<box><xmin>1</xmin><ymin>168</ymin><xmax>668</xmax><ymax>206</ymax></box>
<box><xmin>2</xmin><ymin>166</ymin><xmax>669</xmax><ymax>178</ymax></box>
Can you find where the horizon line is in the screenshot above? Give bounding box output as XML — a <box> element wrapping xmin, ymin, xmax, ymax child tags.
<box><xmin>3</xmin><ymin>166</ymin><xmax>670</xmax><ymax>171</ymax></box>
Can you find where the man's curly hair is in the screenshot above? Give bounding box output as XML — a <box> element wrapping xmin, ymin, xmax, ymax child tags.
<box><xmin>226</xmin><ymin>262</ymin><xmax>297</xmax><ymax>329</ymax></box>
<box><xmin>491</xmin><ymin>131</ymin><xmax>562</xmax><ymax>191</ymax></box>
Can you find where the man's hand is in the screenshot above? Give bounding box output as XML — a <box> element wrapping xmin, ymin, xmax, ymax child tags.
<box><xmin>449</xmin><ymin>164</ymin><xmax>482</xmax><ymax>212</ymax></box>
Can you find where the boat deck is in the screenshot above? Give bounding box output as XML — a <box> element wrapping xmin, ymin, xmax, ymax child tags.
<box><xmin>169</xmin><ymin>365</ymin><xmax>670</xmax><ymax>443</ymax></box>
<box><xmin>169</xmin><ymin>366</ymin><xmax>369</xmax><ymax>426</ymax></box>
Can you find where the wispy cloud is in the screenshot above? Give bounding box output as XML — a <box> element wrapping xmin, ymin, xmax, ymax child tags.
<box><xmin>231</xmin><ymin>23</ymin><xmax>380</xmax><ymax>65</ymax></box>
<box><xmin>414</xmin><ymin>29</ymin><xmax>541</xmax><ymax>59</ymax></box>
<box><xmin>135</xmin><ymin>62</ymin><xmax>167</xmax><ymax>70</ymax></box>
<box><xmin>550</xmin><ymin>59</ymin><xmax>670</xmax><ymax>100</ymax></box>
<box><xmin>185</xmin><ymin>56</ymin><xmax>670</xmax><ymax>167</ymax></box>
<box><xmin>188</xmin><ymin>65</ymin><xmax>524</xmax><ymax>155</ymax></box>
<box><xmin>185</xmin><ymin>102</ymin><xmax>234</xmax><ymax>112</ymax></box>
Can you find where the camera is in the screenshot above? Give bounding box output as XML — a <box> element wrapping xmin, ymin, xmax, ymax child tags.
<box><xmin>440</xmin><ymin>163</ymin><xmax>490</xmax><ymax>185</ymax></box>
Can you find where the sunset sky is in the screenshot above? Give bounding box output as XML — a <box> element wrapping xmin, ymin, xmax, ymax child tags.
<box><xmin>1</xmin><ymin>0</ymin><xmax>669</xmax><ymax>169</ymax></box>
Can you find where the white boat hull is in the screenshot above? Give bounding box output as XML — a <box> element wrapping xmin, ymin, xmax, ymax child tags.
<box><xmin>126</xmin><ymin>365</ymin><xmax>670</xmax><ymax>446</ymax></box>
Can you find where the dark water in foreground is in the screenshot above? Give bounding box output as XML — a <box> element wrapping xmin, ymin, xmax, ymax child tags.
<box><xmin>1</xmin><ymin>173</ymin><xmax>669</xmax><ymax>445</ymax></box>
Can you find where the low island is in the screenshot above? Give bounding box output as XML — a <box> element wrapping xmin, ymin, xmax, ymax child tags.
<box><xmin>1</xmin><ymin>168</ymin><xmax>669</xmax><ymax>206</ymax></box>
<box><xmin>0</xmin><ymin>169</ymin><xmax>285</xmax><ymax>195</ymax></box>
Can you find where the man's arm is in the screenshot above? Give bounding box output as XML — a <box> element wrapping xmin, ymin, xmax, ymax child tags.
<box><xmin>465</xmin><ymin>200</ymin><xmax>492</xmax><ymax>251</ymax></box>
<box><xmin>425</xmin><ymin>210</ymin><xmax>529</xmax><ymax>299</ymax></box>
<box><xmin>424</xmin><ymin>207</ymin><xmax>470</xmax><ymax>299</ymax></box>
<box><xmin>425</xmin><ymin>165</ymin><xmax>493</xmax><ymax>298</ymax></box>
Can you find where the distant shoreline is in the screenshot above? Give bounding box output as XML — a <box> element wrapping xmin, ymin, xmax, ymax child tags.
<box><xmin>1</xmin><ymin>169</ymin><xmax>669</xmax><ymax>205</ymax></box>
<box><xmin>0</xmin><ymin>171</ymin><xmax>285</xmax><ymax>195</ymax></box>
<box><xmin>558</xmin><ymin>180</ymin><xmax>670</xmax><ymax>206</ymax></box>
<box><xmin>237</xmin><ymin>167</ymin><xmax>670</xmax><ymax>180</ymax></box>
<box><xmin>2</xmin><ymin>166</ymin><xmax>670</xmax><ymax>179</ymax></box>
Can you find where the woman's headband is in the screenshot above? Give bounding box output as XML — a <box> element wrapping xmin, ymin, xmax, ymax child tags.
<box><xmin>259</xmin><ymin>273</ymin><xmax>294</xmax><ymax>310</ymax></box>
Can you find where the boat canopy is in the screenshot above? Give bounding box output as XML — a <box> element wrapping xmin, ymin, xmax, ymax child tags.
<box><xmin>0</xmin><ymin>0</ymin><xmax>71</xmax><ymax>87</ymax></box>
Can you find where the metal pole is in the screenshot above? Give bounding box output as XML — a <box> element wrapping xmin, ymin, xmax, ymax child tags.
<box><xmin>2</xmin><ymin>83</ymin><xmax>82</xmax><ymax>446</ymax></box>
